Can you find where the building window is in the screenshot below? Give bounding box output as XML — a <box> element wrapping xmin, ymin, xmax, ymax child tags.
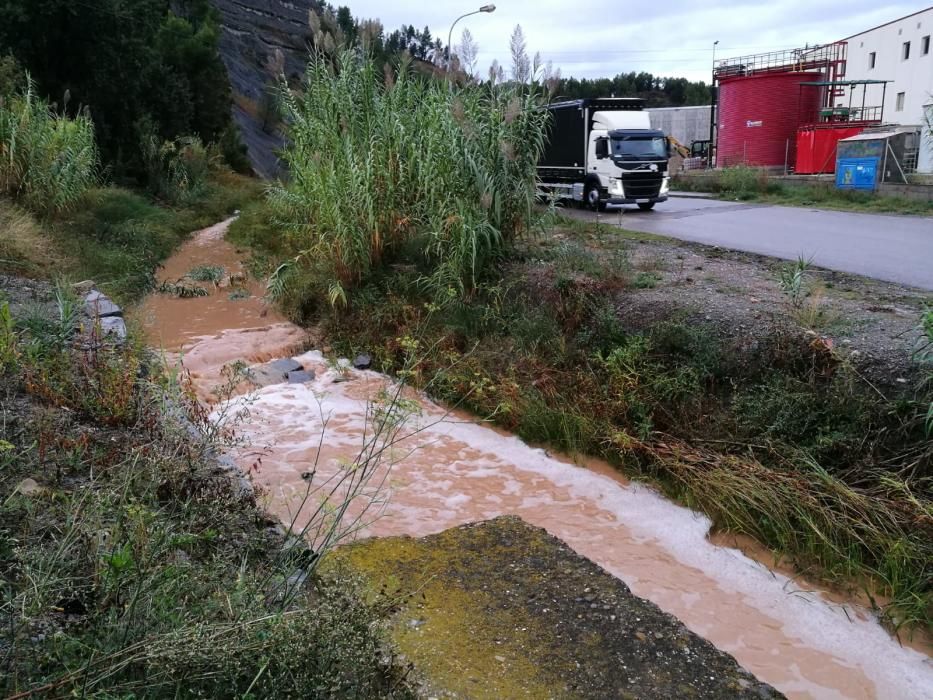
<box><xmin>868</xmin><ymin>51</ymin><xmax>876</xmax><ymax>68</ymax></box>
<box><xmin>895</xmin><ymin>92</ymin><xmax>905</xmax><ymax>111</ymax></box>
<box><xmin>923</xmin><ymin>35</ymin><xmax>931</xmax><ymax>56</ymax></box>
<box><xmin>902</xmin><ymin>41</ymin><xmax>910</xmax><ymax>60</ymax></box>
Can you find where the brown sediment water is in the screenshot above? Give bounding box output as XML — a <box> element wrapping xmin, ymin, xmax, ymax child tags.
<box><xmin>133</xmin><ymin>218</ymin><xmax>288</xmax><ymax>351</ymax></box>
<box><xmin>140</xmin><ymin>220</ymin><xmax>933</xmax><ymax>700</ymax></box>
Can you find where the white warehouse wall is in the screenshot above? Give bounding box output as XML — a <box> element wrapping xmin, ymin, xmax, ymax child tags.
<box><xmin>919</xmin><ymin>103</ymin><xmax>933</xmax><ymax>173</ymax></box>
<box><xmin>646</xmin><ymin>106</ymin><xmax>712</xmax><ymax>145</ymax></box>
<box><xmin>843</xmin><ymin>7</ymin><xmax>933</xmax><ymax>128</ymax></box>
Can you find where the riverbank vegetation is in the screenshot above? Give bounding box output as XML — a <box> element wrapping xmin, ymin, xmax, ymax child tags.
<box><xmin>0</xmin><ymin>284</ymin><xmax>416</xmax><ymax>697</ymax></box>
<box><xmin>281</xmin><ymin>235</ymin><xmax>932</xmax><ymax>632</ymax></box>
<box><xmin>0</xmin><ymin>171</ymin><xmax>259</xmax><ymax>301</ymax></box>
<box><xmin>232</xmin><ymin>44</ymin><xmax>932</xmax><ymax>632</ymax></box>
<box><xmin>262</xmin><ymin>47</ymin><xmax>549</xmax><ymax>307</ymax></box>
<box><xmin>0</xmin><ymin>58</ymin><xmax>261</xmax><ymax>302</ymax></box>
<box><xmin>673</xmin><ymin>166</ymin><xmax>933</xmax><ymax>216</ymax></box>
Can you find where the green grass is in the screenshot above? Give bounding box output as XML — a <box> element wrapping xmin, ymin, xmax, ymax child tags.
<box><xmin>1</xmin><ymin>171</ymin><xmax>262</xmax><ymax>302</ymax></box>
<box><xmin>674</xmin><ymin>167</ymin><xmax>933</xmax><ymax>216</ymax></box>
<box><xmin>0</xmin><ymin>295</ymin><xmax>415</xmax><ymax>698</ymax></box>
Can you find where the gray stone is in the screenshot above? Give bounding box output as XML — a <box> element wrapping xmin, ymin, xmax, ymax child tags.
<box><xmin>247</xmin><ymin>364</ymin><xmax>288</xmax><ymax>388</ymax></box>
<box><xmin>286</xmin><ymin>370</ymin><xmax>315</xmax><ymax>384</ymax></box>
<box><xmin>98</xmin><ymin>316</ymin><xmax>127</xmax><ymax>342</ymax></box>
<box><xmin>84</xmin><ymin>290</ymin><xmax>122</xmax><ymax>318</ymax></box>
<box><xmin>247</xmin><ymin>358</ymin><xmax>306</xmax><ymax>387</ymax></box>
<box><xmin>352</xmin><ymin>353</ymin><xmax>372</xmax><ymax>370</ymax></box>
<box><xmin>269</xmin><ymin>358</ymin><xmax>303</xmax><ymax>374</ymax></box>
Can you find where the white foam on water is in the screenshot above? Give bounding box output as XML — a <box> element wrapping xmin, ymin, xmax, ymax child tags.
<box><xmin>209</xmin><ymin>350</ymin><xmax>933</xmax><ymax>700</ymax></box>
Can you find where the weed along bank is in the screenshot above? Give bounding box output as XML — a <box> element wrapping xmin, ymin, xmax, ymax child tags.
<box><xmin>131</xmin><ymin>215</ymin><xmax>933</xmax><ymax>699</ymax></box>
<box><xmin>3</xmin><ymin>2</ymin><xmax>933</xmax><ymax>698</ymax></box>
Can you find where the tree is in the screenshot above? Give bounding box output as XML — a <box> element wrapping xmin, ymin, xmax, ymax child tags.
<box><xmin>509</xmin><ymin>25</ymin><xmax>531</xmax><ymax>84</ymax></box>
<box><xmin>0</xmin><ymin>0</ymin><xmax>237</xmax><ymax>176</ymax></box>
<box><xmin>457</xmin><ymin>28</ymin><xmax>479</xmax><ymax>78</ymax></box>
<box><xmin>336</xmin><ymin>6</ymin><xmax>356</xmax><ymax>44</ymax></box>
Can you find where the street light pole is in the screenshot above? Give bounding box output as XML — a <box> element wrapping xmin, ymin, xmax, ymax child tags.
<box><xmin>447</xmin><ymin>4</ymin><xmax>496</xmax><ymax>82</ymax></box>
<box><xmin>708</xmin><ymin>40</ymin><xmax>719</xmax><ymax>169</ymax></box>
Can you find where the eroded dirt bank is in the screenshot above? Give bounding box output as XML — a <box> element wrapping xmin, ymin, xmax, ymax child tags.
<box><xmin>137</xmin><ymin>220</ymin><xmax>933</xmax><ymax>700</ymax></box>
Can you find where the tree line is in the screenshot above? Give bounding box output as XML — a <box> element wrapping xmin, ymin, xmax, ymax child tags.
<box><xmin>0</xmin><ymin>0</ymin><xmax>249</xmax><ymax>180</ymax></box>
<box><xmin>320</xmin><ymin>4</ymin><xmax>710</xmax><ymax>107</ymax></box>
<box><xmin>558</xmin><ymin>74</ymin><xmax>711</xmax><ymax>107</ymax></box>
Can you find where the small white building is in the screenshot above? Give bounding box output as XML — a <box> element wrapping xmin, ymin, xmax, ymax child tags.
<box><xmin>646</xmin><ymin>106</ymin><xmax>711</xmax><ymax>146</ymax></box>
<box><xmin>842</xmin><ymin>6</ymin><xmax>933</xmax><ymax>171</ymax></box>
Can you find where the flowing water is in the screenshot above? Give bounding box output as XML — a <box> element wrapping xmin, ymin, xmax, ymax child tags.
<box><xmin>136</xmin><ymin>220</ymin><xmax>933</xmax><ymax>700</ymax></box>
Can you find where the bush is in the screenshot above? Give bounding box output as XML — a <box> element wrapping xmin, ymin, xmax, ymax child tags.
<box><xmin>142</xmin><ymin>132</ymin><xmax>220</xmax><ymax>205</ymax></box>
<box><xmin>268</xmin><ymin>48</ymin><xmax>550</xmax><ymax>306</ymax></box>
<box><xmin>717</xmin><ymin>165</ymin><xmax>775</xmax><ymax>198</ymax></box>
<box><xmin>0</xmin><ymin>78</ymin><xmax>98</xmax><ymax>214</ymax></box>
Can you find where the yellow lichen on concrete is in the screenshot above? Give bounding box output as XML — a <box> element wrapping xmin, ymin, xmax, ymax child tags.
<box><xmin>325</xmin><ymin>527</ymin><xmax>574</xmax><ymax>699</ymax></box>
<box><xmin>324</xmin><ymin>518</ymin><xmax>782</xmax><ymax>700</ymax></box>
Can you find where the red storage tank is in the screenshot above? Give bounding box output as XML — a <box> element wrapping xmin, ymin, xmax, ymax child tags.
<box><xmin>717</xmin><ymin>72</ymin><xmax>823</xmax><ymax>168</ymax></box>
<box><xmin>796</xmin><ymin>126</ymin><xmax>865</xmax><ymax>174</ymax></box>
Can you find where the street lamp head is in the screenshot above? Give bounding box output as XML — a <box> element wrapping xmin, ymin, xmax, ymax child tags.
<box><xmin>713</xmin><ymin>40</ymin><xmax>719</xmax><ymax>46</ymax></box>
<box><xmin>480</xmin><ymin>4</ymin><xmax>496</xmax><ymax>12</ymax></box>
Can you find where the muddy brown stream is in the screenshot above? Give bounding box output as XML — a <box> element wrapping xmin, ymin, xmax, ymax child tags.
<box><xmin>135</xmin><ymin>220</ymin><xmax>933</xmax><ymax>700</ymax></box>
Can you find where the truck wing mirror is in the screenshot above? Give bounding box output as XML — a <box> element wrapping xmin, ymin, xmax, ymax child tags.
<box><xmin>595</xmin><ymin>138</ymin><xmax>609</xmax><ymax>159</ymax></box>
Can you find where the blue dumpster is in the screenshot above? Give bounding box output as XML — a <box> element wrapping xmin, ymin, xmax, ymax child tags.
<box><xmin>836</xmin><ymin>157</ymin><xmax>879</xmax><ymax>191</ymax></box>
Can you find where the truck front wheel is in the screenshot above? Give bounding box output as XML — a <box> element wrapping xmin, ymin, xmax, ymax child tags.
<box><xmin>584</xmin><ymin>184</ymin><xmax>605</xmax><ymax>212</ymax></box>
<box><xmin>637</xmin><ymin>202</ymin><xmax>655</xmax><ymax>211</ymax></box>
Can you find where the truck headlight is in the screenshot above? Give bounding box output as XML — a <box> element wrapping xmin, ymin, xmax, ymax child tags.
<box><xmin>660</xmin><ymin>176</ymin><xmax>670</xmax><ymax>195</ymax></box>
<box><xmin>609</xmin><ymin>177</ymin><xmax>625</xmax><ymax>195</ymax></box>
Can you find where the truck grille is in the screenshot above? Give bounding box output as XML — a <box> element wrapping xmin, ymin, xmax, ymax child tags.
<box><xmin>622</xmin><ymin>172</ymin><xmax>663</xmax><ymax>198</ymax></box>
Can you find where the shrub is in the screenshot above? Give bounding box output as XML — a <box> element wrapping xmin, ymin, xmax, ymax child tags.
<box><xmin>142</xmin><ymin>133</ymin><xmax>220</xmax><ymax>204</ymax></box>
<box><xmin>916</xmin><ymin>309</ymin><xmax>933</xmax><ymax>436</ymax></box>
<box><xmin>268</xmin><ymin>48</ymin><xmax>550</xmax><ymax>306</ymax></box>
<box><xmin>0</xmin><ymin>77</ymin><xmax>98</xmax><ymax>214</ymax></box>
<box><xmin>717</xmin><ymin>165</ymin><xmax>771</xmax><ymax>198</ymax></box>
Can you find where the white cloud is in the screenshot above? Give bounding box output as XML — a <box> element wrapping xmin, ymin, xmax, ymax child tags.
<box><xmin>341</xmin><ymin>0</ymin><xmax>925</xmax><ymax>81</ymax></box>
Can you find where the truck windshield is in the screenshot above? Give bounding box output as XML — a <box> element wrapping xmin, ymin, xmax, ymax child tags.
<box><xmin>611</xmin><ymin>136</ymin><xmax>667</xmax><ymax>159</ymax></box>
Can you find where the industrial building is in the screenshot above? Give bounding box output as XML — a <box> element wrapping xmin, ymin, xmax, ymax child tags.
<box><xmin>646</xmin><ymin>106</ymin><xmax>711</xmax><ymax>148</ymax></box>
<box><xmin>709</xmin><ymin>6</ymin><xmax>933</xmax><ymax>175</ymax></box>
<box><xmin>842</xmin><ymin>7</ymin><xmax>932</xmax><ymax>131</ymax></box>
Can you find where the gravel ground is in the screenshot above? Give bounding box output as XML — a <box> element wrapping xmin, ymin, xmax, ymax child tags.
<box><xmin>530</xmin><ymin>224</ymin><xmax>929</xmax><ymax>390</ymax></box>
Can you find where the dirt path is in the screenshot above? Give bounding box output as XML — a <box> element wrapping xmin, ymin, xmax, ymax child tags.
<box><xmin>538</xmin><ymin>215</ymin><xmax>927</xmax><ymax>388</ymax></box>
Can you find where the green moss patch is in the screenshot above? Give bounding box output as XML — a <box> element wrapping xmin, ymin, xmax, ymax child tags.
<box><xmin>329</xmin><ymin>517</ymin><xmax>782</xmax><ymax>699</ymax></box>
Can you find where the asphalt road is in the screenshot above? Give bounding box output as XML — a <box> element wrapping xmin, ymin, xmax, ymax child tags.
<box><xmin>565</xmin><ymin>196</ymin><xmax>933</xmax><ymax>290</ymax></box>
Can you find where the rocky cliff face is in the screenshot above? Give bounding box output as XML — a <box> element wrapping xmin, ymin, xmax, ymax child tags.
<box><xmin>211</xmin><ymin>0</ymin><xmax>320</xmax><ymax>177</ymax></box>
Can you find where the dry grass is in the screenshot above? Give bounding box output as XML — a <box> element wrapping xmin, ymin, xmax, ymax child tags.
<box><xmin>0</xmin><ymin>200</ymin><xmax>61</xmax><ymax>274</ymax></box>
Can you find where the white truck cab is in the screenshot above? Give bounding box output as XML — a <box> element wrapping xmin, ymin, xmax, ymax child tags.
<box><xmin>539</xmin><ymin>98</ymin><xmax>671</xmax><ymax>211</ymax></box>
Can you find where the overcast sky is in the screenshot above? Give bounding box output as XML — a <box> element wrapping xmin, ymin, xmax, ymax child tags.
<box><xmin>343</xmin><ymin>1</ymin><xmax>928</xmax><ymax>81</ymax></box>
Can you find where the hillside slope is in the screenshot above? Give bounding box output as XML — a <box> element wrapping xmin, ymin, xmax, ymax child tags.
<box><xmin>211</xmin><ymin>0</ymin><xmax>321</xmax><ymax>177</ymax></box>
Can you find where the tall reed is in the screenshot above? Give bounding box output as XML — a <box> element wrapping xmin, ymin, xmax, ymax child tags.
<box><xmin>268</xmin><ymin>49</ymin><xmax>550</xmax><ymax>305</ymax></box>
<box><xmin>0</xmin><ymin>77</ymin><xmax>98</xmax><ymax>214</ymax></box>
